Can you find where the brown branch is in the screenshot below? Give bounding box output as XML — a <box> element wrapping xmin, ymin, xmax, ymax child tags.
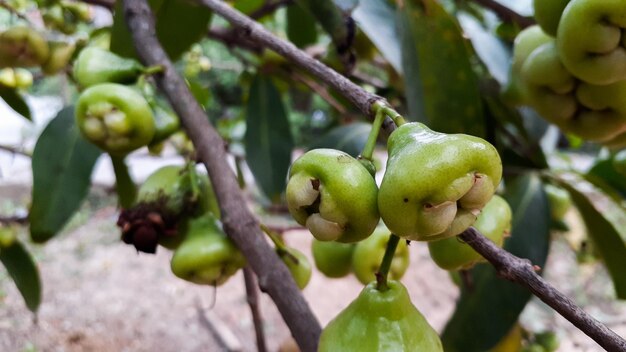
<box><xmin>469</xmin><ymin>0</ymin><xmax>534</xmax><ymax>28</ymax></box>
<box><xmin>198</xmin><ymin>0</ymin><xmax>385</xmax><ymax>122</ymax></box>
<box><xmin>121</xmin><ymin>1</ymin><xmax>321</xmax><ymax>352</ymax></box>
<box><xmin>0</xmin><ymin>215</ymin><xmax>28</xmax><ymax>225</ymax></box>
<box><xmin>459</xmin><ymin>227</ymin><xmax>626</xmax><ymax>351</ymax></box>
<box><xmin>0</xmin><ymin>144</ymin><xmax>30</xmax><ymax>157</ymax></box>
<box><xmin>289</xmin><ymin>69</ymin><xmax>347</xmax><ymax>114</ymax></box>
<box><xmin>243</xmin><ymin>267</ymin><xmax>268</xmax><ymax>352</ymax></box>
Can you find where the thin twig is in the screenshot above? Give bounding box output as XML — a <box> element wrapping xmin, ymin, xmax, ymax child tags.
<box><xmin>468</xmin><ymin>0</ymin><xmax>534</xmax><ymax>28</ymax></box>
<box><xmin>122</xmin><ymin>2</ymin><xmax>321</xmax><ymax>352</ymax></box>
<box><xmin>0</xmin><ymin>0</ymin><xmax>31</xmax><ymax>23</ymax></box>
<box><xmin>0</xmin><ymin>144</ymin><xmax>30</xmax><ymax>157</ymax></box>
<box><xmin>459</xmin><ymin>227</ymin><xmax>626</xmax><ymax>351</ymax></box>
<box><xmin>289</xmin><ymin>70</ymin><xmax>347</xmax><ymax>114</ymax></box>
<box><xmin>0</xmin><ymin>215</ymin><xmax>28</xmax><ymax>225</ymax></box>
<box><xmin>243</xmin><ymin>267</ymin><xmax>268</xmax><ymax>352</ymax></box>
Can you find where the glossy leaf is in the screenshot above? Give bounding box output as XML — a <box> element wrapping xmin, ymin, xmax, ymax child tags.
<box><xmin>29</xmin><ymin>107</ymin><xmax>102</xmax><ymax>243</ymax></box>
<box><xmin>287</xmin><ymin>4</ymin><xmax>318</xmax><ymax>48</ymax></box>
<box><xmin>111</xmin><ymin>0</ymin><xmax>212</xmax><ymax>61</ymax></box>
<box><xmin>0</xmin><ymin>237</ymin><xmax>41</xmax><ymax>313</ymax></box>
<box><xmin>245</xmin><ymin>75</ymin><xmax>294</xmax><ymax>202</ymax></box>
<box><xmin>353</xmin><ymin>0</ymin><xmax>402</xmax><ymax>73</ymax></box>
<box><xmin>442</xmin><ymin>174</ymin><xmax>551</xmax><ymax>351</ymax></box>
<box><xmin>0</xmin><ymin>84</ymin><xmax>31</xmax><ymax>120</ymax></box>
<box><xmin>554</xmin><ymin>172</ymin><xmax>626</xmax><ymax>299</ymax></box>
<box><xmin>587</xmin><ymin>158</ymin><xmax>626</xmax><ymax>198</ymax></box>
<box><xmin>309</xmin><ymin>122</ymin><xmax>371</xmax><ymax>157</ymax></box>
<box><xmin>457</xmin><ymin>12</ymin><xmax>510</xmax><ymax>85</ymax></box>
<box><xmin>397</xmin><ymin>0</ymin><xmax>485</xmax><ymax>137</ymax></box>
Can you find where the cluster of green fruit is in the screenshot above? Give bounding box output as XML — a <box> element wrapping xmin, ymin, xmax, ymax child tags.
<box><xmin>117</xmin><ymin>164</ymin><xmax>246</xmax><ymax>286</ymax></box>
<box><xmin>73</xmin><ymin>46</ymin><xmax>180</xmax><ymax>156</ymax></box>
<box><xmin>505</xmin><ymin>0</ymin><xmax>626</xmax><ymax>148</ymax></box>
<box><xmin>0</xmin><ymin>25</ymin><xmax>77</xmax><ymax>85</ymax></box>
<box><xmin>285</xmin><ymin>119</ymin><xmax>507</xmax><ymax>351</ymax></box>
<box><xmin>39</xmin><ymin>0</ymin><xmax>91</xmax><ymax>35</ymax></box>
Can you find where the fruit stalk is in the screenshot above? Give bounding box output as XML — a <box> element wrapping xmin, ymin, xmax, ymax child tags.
<box><xmin>375</xmin><ymin>233</ymin><xmax>400</xmax><ymax>292</ymax></box>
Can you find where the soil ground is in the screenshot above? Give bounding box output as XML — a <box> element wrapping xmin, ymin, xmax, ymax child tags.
<box><xmin>0</xmin><ymin>183</ymin><xmax>625</xmax><ymax>352</ymax></box>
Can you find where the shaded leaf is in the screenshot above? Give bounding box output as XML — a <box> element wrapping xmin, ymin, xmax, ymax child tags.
<box><xmin>294</xmin><ymin>0</ymin><xmax>350</xmax><ymax>52</ymax></box>
<box><xmin>111</xmin><ymin>0</ymin><xmax>212</xmax><ymax>61</ymax></box>
<box><xmin>287</xmin><ymin>4</ymin><xmax>318</xmax><ymax>48</ymax></box>
<box><xmin>587</xmin><ymin>158</ymin><xmax>626</xmax><ymax>198</ymax></box>
<box><xmin>29</xmin><ymin>107</ymin><xmax>102</xmax><ymax>243</ymax></box>
<box><xmin>0</xmin><ymin>236</ymin><xmax>41</xmax><ymax>313</ymax></box>
<box><xmin>309</xmin><ymin>122</ymin><xmax>371</xmax><ymax>157</ymax></box>
<box><xmin>245</xmin><ymin>75</ymin><xmax>294</xmax><ymax>202</ymax></box>
<box><xmin>353</xmin><ymin>0</ymin><xmax>402</xmax><ymax>73</ymax></box>
<box><xmin>397</xmin><ymin>0</ymin><xmax>485</xmax><ymax>137</ymax></box>
<box><xmin>442</xmin><ymin>174</ymin><xmax>551</xmax><ymax>351</ymax></box>
<box><xmin>234</xmin><ymin>0</ymin><xmax>264</xmax><ymax>14</ymax></box>
<box><xmin>0</xmin><ymin>84</ymin><xmax>30</xmax><ymax>120</ymax></box>
<box><xmin>553</xmin><ymin>172</ymin><xmax>626</xmax><ymax>299</ymax></box>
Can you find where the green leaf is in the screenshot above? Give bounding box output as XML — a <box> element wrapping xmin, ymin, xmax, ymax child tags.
<box><xmin>553</xmin><ymin>172</ymin><xmax>626</xmax><ymax>299</ymax></box>
<box><xmin>287</xmin><ymin>4</ymin><xmax>319</xmax><ymax>48</ymax></box>
<box><xmin>587</xmin><ymin>158</ymin><xmax>626</xmax><ymax>198</ymax></box>
<box><xmin>234</xmin><ymin>0</ymin><xmax>264</xmax><ymax>14</ymax></box>
<box><xmin>110</xmin><ymin>0</ymin><xmax>212</xmax><ymax>61</ymax></box>
<box><xmin>294</xmin><ymin>0</ymin><xmax>350</xmax><ymax>52</ymax></box>
<box><xmin>0</xmin><ymin>84</ymin><xmax>31</xmax><ymax>120</ymax></box>
<box><xmin>309</xmin><ymin>122</ymin><xmax>371</xmax><ymax>157</ymax></box>
<box><xmin>442</xmin><ymin>174</ymin><xmax>551</xmax><ymax>351</ymax></box>
<box><xmin>397</xmin><ymin>0</ymin><xmax>485</xmax><ymax>137</ymax></box>
<box><xmin>0</xmin><ymin>238</ymin><xmax>41</xmax><ymax>313</ymax></box>
<box><xmin>245</xmin><ymin>75</ymin><xmax>294</xmax><ymax>202</ymax></box>
<box><xmin>29</xmin><ymin>107</ymin><xmax>102</xmax><ymax>243</ymax></box>
<box><xmin>353</xmin><ymin>0</ymin><xmax>402</xmax><ymax>73</ymax></box>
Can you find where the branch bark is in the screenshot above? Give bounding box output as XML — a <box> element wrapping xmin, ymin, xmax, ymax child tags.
<box><xmin>122</xmin><ymin>1</ymin><xmax>321</xmax><ymax>351</ymax></box>
<box><xmin>243</xmin><ymin>267</ymin><xmax>268</xmax><ymax>352</ymax></box>
<box><xmin>460</xmin><ymin>227</ymin><xmax>626</xmax><ymax>351</ymax></box>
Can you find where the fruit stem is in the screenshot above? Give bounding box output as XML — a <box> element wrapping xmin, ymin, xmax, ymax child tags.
<box><xmin>375</xmin><ymin>233</ymin><xmax>401</xmax><ymax>292</ymax></box>
<box><xmin>142</xmin><ymin>65</ymin><xmax>165</xmax><ymax>76</ymax></box>
<box><xmin>360</xmin><ymin>103</ymin><xmax>385</xmax><ymax>161</ymax></box>
<box><xmin>110</xmin><ymin>155</ymin><xmax>137</xmax><ymax>208</ymax></box>
<box><xmin>371</xmin><ymin>101</ymin><xmax>406</xmax><ymax>126</ymax></box>
<box><xmin>260</xmin><ymin>224</ymin><xmax>299</xmax><ymax>264</ymax></box>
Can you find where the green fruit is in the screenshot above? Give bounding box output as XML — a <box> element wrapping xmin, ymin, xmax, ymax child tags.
<box><xmin>286</xmin><ymin>148</ymin><xmax>380</xmax><ymax>243</ymax></box>
<box><xmin>72</xmin><ymin>47</ymin><xmax>144</xmax><ymax>88</ymax></box>
<box><xmin>544</xmin><ymin>184</ymin><xmax>571</xmax><ymax>221</ymax></box>
<box><xmin>137</xmin><ymin>165</ymin><xmax>220</xmax><ymax>218</ymax></box>
<box><xmin>75</xmin><ymin>83</ymin><xmax>155</xmax><ymax>155</ymax></box>
<box><xmin>0</xmin><ymin>68</ymin><xmax>30</xmax><ymax>88</ymax></box>
<box><xmin>533</xmin><ymin>0</ymin><xmax>571</xmax><ymax>36</ymax></box>
<box><xmin>148</xmin><ymin>99</ymin><xmax>181</xmax><ymax>146</ymax></box>
<box><xmin>535</xmin><ymin>331</ymin><xmax>560</xmax><ymax>351</ymax></box>
<box><xmin>428</xmin><ymin>195</ymin><xmax>512</xmax><ymax>271</ymax></box>
<box><xmin>170</xmin><ymin>213</ymin><xmax>246</xmax><ymax>286</ymax></box>
<box><xmin>557</xmin><ymin>0</ymin><xmax>626</xmax><ymax>85</ymax></box>
<box><xmin>378</xmin><ymin>122</ymin><xmax>502</xmax><ymax>241</ymax></box>
<box><xmin>42</xmin><ymin>41</ymin><xmax>76</xmax><ymax>75</ymax></box>
<box><xmin>521</xmin><ymin>40</ymin><xmax>626</xmax><ymax>143</ymax></box>
<box><xmin>502</xmin><ymin>25</ymin><xmax>551</xmax><ymax>106</ymax></box>
<box><xmin>351</xmin><ymin>227</ymin><xmax>409</xmax><ymax>285</ymax></box>
<box><xmin>0</xmin><ymin>26</ymin><xmax>49</xmax><ymax>68</ymax></box>
<box><xmin>311</xmin><ymin>239</ymin><xmax>355</xmax><ymax>278</ymax></box>
<box><xmin>318</xmin><ymin>280</ymin><xmax>443</xmax><ymax>351</ymax></box>
<box><xmin>279</xmin><ymin>247</ymin><xmax>312</xmax><ymax>289</ymax></box>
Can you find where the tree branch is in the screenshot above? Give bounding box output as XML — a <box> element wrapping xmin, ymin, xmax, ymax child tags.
<box><xmin>243</xmin><ymin>267</ymin><xmax>268</xmax><ymax>352</ymax></box>
<box><xmin>122</xmin><ymin>1</ymin><xmax>321</xmax><ymax>352</ymax></box>
<box><xmin>0</xmin><ymin>144</ymin><xmax>30</xmax><ymax>157</ymax></box>
<box><xmin>199</xmin><ymin>1</ymin><xmax>626</xmax><ymax>349</ymax></box>
<box><xmin>0</xmin><ymin>215</ymin><xmax>28</xmax><ymax>225</ymax></box>
<box><xmin>459</xmin><ymin>227</ymin><xmax>626</xmax><ymax>351</ymax></box>
<box><xmin>468</xmin><ymin>0</ymin><xmax>534</xmax><ymax>28</ymax></box>
<box><xmin>198</xmin><ymin>0</ymin><xmax>384</xmax><ymax>121</ymax></box>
